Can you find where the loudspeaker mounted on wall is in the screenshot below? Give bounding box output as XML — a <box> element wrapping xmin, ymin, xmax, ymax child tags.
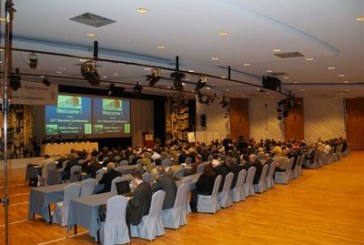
<box><xmin>200</xmin><ymin>114</ymin><xmax>207</xmax><ymax>127</ymax></box>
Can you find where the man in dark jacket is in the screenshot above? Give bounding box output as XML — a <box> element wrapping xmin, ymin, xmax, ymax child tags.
<box><xmin>98</xmin><ymin>162</ymin><xmax>121</xmax><ymax>193</ymax></box>
<box><xmin>152</xmin><ymin>166</ymin><xmax>177</xmax><ymax>209</ymax></box>
<box><xmin>126</xmin><ymin>170</ymin><xmax>152</xmax><ymax>225</ymax></box>
<box><xmin>249</xmin><ymin>154</ymin><xmax>263</xmax><ymax>185</ymax></box>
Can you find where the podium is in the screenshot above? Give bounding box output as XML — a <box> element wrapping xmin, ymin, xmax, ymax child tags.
<box><xmin>144</xmin><ymin>134</ymin><xmax>154</xmax><ymax>148</ymax></box>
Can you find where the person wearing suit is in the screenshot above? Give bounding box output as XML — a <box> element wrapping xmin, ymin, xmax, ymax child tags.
<box><xmin>211</xmin><ymin>158</ymin><xmax>227</xmax><ymax>191</ymax></box>
<box><xmin>152</xmin><ymin>166</ymin><xmax>177</xmax><ymax>210</ymax></box>
<box><xmin>189</xmin><ymin>164</ymin><xmax>217</xmax><ymax>212</ymax></box>
<box><xmin>98</xmin><ymin>162</ymin><xmax>121</xmax><ymax>193</ymax></box>
<box><xmin>249</xmin><ymin>154</ymin><xmax>263</xmax><ymax>185</ymax></box>
<box><xmin>126</xmin><ymin>171</ymin><xmax>153</xmax><ymax>226</ymax></box>
<box><xmin>240</xmin><ymin>154</ymin><xmax>251</xmax><ymax>171</ymax></box>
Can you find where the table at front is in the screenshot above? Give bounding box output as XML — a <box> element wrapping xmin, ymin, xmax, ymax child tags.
<box><xmin>67</xmin><ymin>192</ymin><xmax>116</xmax><ymax>240</ymax></box>
<box><xmin>41</xmin><ymin>142</ymin><xmax>99</xmax><ymax>156</ymax></box>
<box><xmin>28</xmin><ymin>183</ymin><xmax>71</xmax><ymax>223</ymax></box>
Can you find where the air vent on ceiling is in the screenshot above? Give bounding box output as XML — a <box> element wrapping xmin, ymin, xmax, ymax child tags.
<box><xmin>274</xmin><ymin>52</ymin><xmax>304</xmax><ymax>58</ymax></box>
<box><xmin>270</xmin><ymin>72</ymin><xmax>288</xmax><ymax>76</ymax></box>
<box><xmin>70</xmin><ymin>12</ymin><xmax>116</xmax><ymax>27</ymax></box>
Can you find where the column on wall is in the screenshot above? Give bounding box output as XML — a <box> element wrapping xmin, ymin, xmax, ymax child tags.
<box><xmin>229</xmin><ymin>98</ymin><xmax>249</xmax><ymax>141</ymax></box>
<box><xmin>346</xmin><ymin>97</ymin><xmax>364</xmax><ymax>150</ymax></box>
<box><xmin>284</xmin><ymin>98</ymin><xmax>304</xmax><ymax>141</ymax></box>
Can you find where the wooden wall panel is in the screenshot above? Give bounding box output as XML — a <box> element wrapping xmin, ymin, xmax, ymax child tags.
<box><xmin>230</xmin><ymin>98</ymin><xmax>249</xmax><ymax>141</ymax></box>
<box><xmin>346</xmin><ymin>97</ymin><xmax>364</xmax><ymax>150</ymax></box>
<box><xmin>284</xmin><ymin>98</ymin><xmax>304</xmax><ymax>141</ymax></box>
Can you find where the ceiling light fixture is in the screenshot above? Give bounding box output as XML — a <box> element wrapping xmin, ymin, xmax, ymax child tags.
<box><xmin>243</xmin><ymin>63</ymin><xmax>250</xmax><ymax>67</ymax></box>
<box><xmin>10</xmin><ymin>68</ymin><xmax>21</xmax><ymax>91</ymax></box>
<box><xmin>211</xmin><ymin>57</ymin><xmax>219</xmax><ymax>61</ymax></box>
<box><xmin>81</xmin><ymin>59</ymin><xmax>100</xmax><ymax>86</ymax></box>
<box><xmin>218</xmin><ymin>31</ymin><xmax>229</xmax><ymax>36</ymax></box>
<box><xmin>28</xmin><ymin>52</ymin><xmax>38</xmax><ymax>69</ymax></box>
<box><xmin>171</xmin><ymin>71</ymin><xmax>185</xmax><ymax>92</ymax></box>
<box><xmin>195</xmin><ymin>77</ymin><xmax>207</xmax><ymax>92</ymax></box>
<box><xmin>356</xmin><ymin>16</ymin><xmax>364</xmax><ymax>21</ymax></box>
<box><xmin>42</xmin><ymin>76</ymin><xmax>50</xmax><ymax>87</ymax></box>
<box><xmin>328</xmin><ymin>66</ymin><xmax>335</xmax><ymax>71</ymax></box>
<box><xmin>272</xmin><ymin>49</ymin><xmax>281</xmax><ymax>52</ymax></box>
<box><xmin>136</xmin><ymin>8</ymin><xmax>148</xmax><ymax>14</ymax></box>
<box><xmin>338</xmin><ymin>74</ymin><xmax>345</xmax><ymax>78</ymax></box>
<box><xmin>133</xmin><ymin>82</ymin><xmax>143</xmax><ymax>97</ymax></box>
<box><xmin>146</xmin><ymin>68</ymin><xmax>161</xmax><ymax>86</ymax></box>
<box><xmin>306</xmin><ymin>57</ymin><xmax>314</xmax><ymax>61</ymax></box>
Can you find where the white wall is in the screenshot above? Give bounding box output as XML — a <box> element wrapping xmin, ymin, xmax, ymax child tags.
<box><xmin>304</xmin><ymin>97</ymin><xmax>345</xmax><ymax>144</ymax></box>
<box><xmin>249</xmin><ymin>96</ymin><xmax>285</xmax><ymax>141</ymax></box>
<box><xmin>196</xmin><ymin>98</ymin><xmax>230</xmax><ymax>138</ymax></box>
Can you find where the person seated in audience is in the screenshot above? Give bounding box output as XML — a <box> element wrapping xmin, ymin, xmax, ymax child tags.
<box><xmin>126</xmin><ymin>170</ymin><xmax>153</xmax><ymax>226</ymax></box>
<box><xmin>249</xmin><ymin>154</ymin><xmax>263</xmax><ymax>184</ymax></box>
<box><xmin>288</xmin><ymin>143</ymin><xmax>301</xmax><ymax>170</ymax></box>
<box><xmin>189</xmin><ymin>164</ymin><xmax>217</xmax><ymax>212</ymax></box>
<box><xmin>151</xmin><ymin>166</ymin><xmax>177</xmax><ymax>210</ymax></box>
<box><xmin>61</xmin><ymin>153</ymin><xmax>80</xmax><ymax>180</ymax></box>
<box><xmin>141</xmin><ymin>152</ymin><xmax>153</xmax><ymax>172</ymax></box>
<box><xmin>98</xmin><ymin>162</ymin><xmax>121</xmax><ymax>193</ymax></box>
<box><xmin>211</xmin><ymin>157</ymin><xmax>227</xmax><ymax>191</ymax></box>
<box><xmin>262</xmin><ymin>153</ymin><xmax>273</xmax><ymax>166</ymax></box>
<box><xmin>274</xmin><ymin>149</ymin><xmax>289</xmax><ymax>172</ymax></box>
<box><xmin>86</xmin><ymin>156</ymin><xmax>102</xmax><ymax>178</ymax></box>
<box><xmin>189</xmin><ymin>154</ymin><xmax>203</xmax><ymax>175</ymax></box>
<box><xmin>151</xmin><ymin>158</ymin><xmax>162</xmax><ymax>181</ymax></box>
<box><xmin>225</xmin><ymin>156</ymin><xmax>241</xmax><ymax>189</ymax></box>
<box><xmin>240</xmin><ymin>154</ymin><xmax>251</xmax><ymax>170</ymax></box>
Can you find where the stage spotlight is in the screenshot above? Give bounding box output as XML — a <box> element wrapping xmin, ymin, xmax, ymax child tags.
<box><xmin>29</xmin><ymin>52</ymin><xmax>38</xmax><ymax>69</ymax></box>
<box><xmin>108</xmin><ymin>83</ymin><xmax>116</xmax><ymax>95</ymax></box>
<box><xmin>195</xmin><ymin>77</ymin><xmax>207</xmax><ymax>92</ymax></box>
<box><xmin>146</xmin><ymin>68</ymin><xmax>161</xmax><ymax>86</ymax></box>
<box><xmin>133</xmin><ymin>82</ymin><xmax>143</xmax><ymax>97</ymax></box>
<box><xmin>81</xmin><ymin>59</ymin><xmax>100</xmax><ymax>86</ymax></box>
<box><xmin>170</xmin><ymin>71</ymin><xmax>185</xmax><ymax>92</ymax></box>
<box><xmin>219</xmin><ymin>95</ymin><xmax>229</xmax><ymax>108</ymax></box>
<box><xmin>10</xmin><ymin>68</ymin><xmax>21</xmax><ymax>91</ymax></box>
<box><xmin>42</xmin><ymin>76</ymin><xmax>50</xmax><ymax>86</ymax></box>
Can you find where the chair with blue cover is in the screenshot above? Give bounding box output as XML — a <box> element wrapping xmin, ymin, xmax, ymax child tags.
<box><xmin>232</xmin><ymin>169</ymin><xmax>247</xmax><ymax>202</ymax></box>
<box><xmin>291</xmin><ymin>155</ymin><xmax>301</xmax><ymax>180</ymax></box>
<box><xmin>244</xmin><ymin>167</ymin><xmax>256</xmax><ymax>197</ymax></box>
<box><xmin>119</xmin><ymin>160</ymin><xmax>129</xmax><ymax>167</ymax></box>
<box><xmin>196</xmin><ymin>163</ymin><xmax>205</xmax><ymax>174</ymax></box>
<box><xmin>297</xmin><ymin>154</ymin><xmax>305</xmax><ymax>176</ymax></box>
<box><xmin>197</xmin><ymin>175</ymin><xmax>222</xmax><ymax>214</ymax></box>
<box><xmin>274</xmin><ymin>158</ymin><xmax>294</xmax><ymax>184</ymax></box>
<box><xmin>161</xmin><ymin>183</ymin><xmax>187</xmax><ymax>229</ymax></box>
<box><xmin>173</xmin><ymin>166</ymin><xmax>185</xmax><ymax>178</ymax></box>
<box><xmin>69</xmin><ymin>165</ymin><xmax>82</xmax><ymax>182</ymax></box>
<box><xmin>80</xmin><ymin>178</ymin><xmax>96</xmax><ymax>197</ymax></box>
<box><xmin>41</xmin><ymin>162</ymin><xmax>56</xmax><ymax>186</ymax></box>
<box><xmin>52</xmin><ymin>183</ymin><xmax>80</xmax><ymax>226</ymax></box>
<box><xmin>99</xmin><ymin>195</ymin><xmax>130</xmax><ymax>245</ymax></box>
<box><xmin>254</xmin><ymin>164</ymin><xmax>269</xmax><ymax>193</ymax></box>
<box><xmin>181</xmin><ymin>176</ymin><xmax>192</xmax><ymax>215</ymax></box>
<box><xmin>131</xmin><ymin>190</ymin><xmax>166</xmax><ymax>241</ymax></box>
<box><xmin>110</xmin><ymin>176</ymin><xmax>124</xmax><ymax>194</ymax></box>
<box><xmin>265</xmin><ymin>161</ymin><xmax>277</xmax><ymax>189</ymax></box>
<box><xmin>218</xmin><ymin>172</ymin><xmax>234</xmax><ymax>208</ymax></box>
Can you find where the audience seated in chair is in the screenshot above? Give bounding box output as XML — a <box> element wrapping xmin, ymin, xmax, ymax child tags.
<box><xmin>98</xmin><ymin>162</ymin><xmax>121</xmax><ymax>193</ymax></box>
<box><xmin>152</xmin><ymin>166</ymin><xmax>177</xmax><ymax>210</ymax></box>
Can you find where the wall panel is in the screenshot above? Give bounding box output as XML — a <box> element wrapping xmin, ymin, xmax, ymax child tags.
<box><xmin>346</xmin><ymin>97</ymin><xmax>364</xmax><ymax>150</ymax></box>
<box><xmin>230</xmin><ymin>98</ymin><xmax>249</xmax><ymax>141</ymax></box>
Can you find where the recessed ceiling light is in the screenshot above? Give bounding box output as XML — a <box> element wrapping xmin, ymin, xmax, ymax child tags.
<box><xmin>218</xmin><ymin>31</ymin><xmax>229</xmax><ymax>36</ymax></box>
<box><xmin>102</xmin><ymin>75</ymin><xmax>108</xmax><ymax>79</ymax></box>
<box><xmin>187</xmin><ymin>70</ymin><xmax>195</xmax><ymax>73</ymax></box>
<box><xmin>356</xmin><ymin>16</ymin><xmax>364</xmax><ymax>21</ymax></box>
<box><xmin>55</xmin><ymin>71</ymin><xmax>62</xmax><ymax>74</ymax></box>
<box><xmin>284</xmin><ymin>76</ymin><xmax>289</xmax><ymax>79</ymax></box>
<box><xmin>86</xmin><ymin>32</ymin><xmax>96</xmax><ymax>38</ymax></box>
<box><xmin>113</xmin><ymin>72</ymin><xmax>119</xmax><ymax>76</ymax></box>
<box><xmin>181</xmin><ymin>82</ymin><xmax>186</xmax><ymax>86</ymax></box>
<box><xmin>206</xmin><ymin>87</ymin><xmax>211</xmax><ymax>90</ymax></box>
<box><xmin>221</xmin><ymin>76</ymin><xmax>227</xmax><ymax>79</ymax></box>
<box><xmin>157</xmin><ymin>45</ymin><xmax>165</xmax><ymax>50</ymax></box>
<box><xmin>211</xmin><ymin>57</ymin><xmax>219</xmax><ymax>61</ymax></box>
<box><xmin>345</xmin><ymin>89</ymin><xmax>350</xmax><ymax>92</ymax></box>
<box><xmin>243</xmin><ymin>63</ymin><xmax>250</xmax><ymax>67</ymax></box>
<box><xmin>272</xmin><ymin>49</ymin><xmax>281</xmax><ymax>52</ymax></box>
<box><xmin>144</xmin><ymin>67</ymin><xmax>151</xmax><ymax>71</ymax></box>
<box><xmin>338</xmin><ymin>74</ymin><xmax>345</xmax><ymax>78</ymax></box>
<box><xmin>344</xmin><ymin>81</ymin><xmax>349</xmax><ymax>84</ymax></box>
<box><xmin>306</xmin><ymin>57</ymin><xmax>314</xmax><ymax>61</ymax></box>
<box><xmin>293</xmin><ymin>81</ymin><xmax>299</xmax><ymax>84</ymax></box>
<box><xmin>136</xmin><ymin>8</ymin><xmax>149</xmax><ymax>14</ymax></box>
<box><xmin>328</xmin><ymin>66</ymin><xmax>335</xmax><ymax>70</ymax></box>
<box><xmin>266</xmin><ymin>69</ymin><xmax>273</xmax><ymax>73</ymax></box>
<box><xmin>300</xmin><ymin>88</ymin><xmax>305</xmax><ymax>91</ymax></box>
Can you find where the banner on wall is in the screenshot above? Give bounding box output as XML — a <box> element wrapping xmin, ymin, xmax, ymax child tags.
<box><xmin>0</xmin><ymin>80</ymin><xmax>58</xmax><ymax>105</ymax></box>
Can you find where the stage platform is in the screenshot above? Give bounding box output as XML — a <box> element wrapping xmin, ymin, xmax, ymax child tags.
<box><xmin>0</xmin><ymin>157</ymin><xmax>47</xmax><ymax>170</ymax></box>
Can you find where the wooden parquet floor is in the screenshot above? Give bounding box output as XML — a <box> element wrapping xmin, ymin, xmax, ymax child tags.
<box><xmin>0</xmin><ymin>152</ymin><xmax>363</xmax><ymax>245</ymax></box>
